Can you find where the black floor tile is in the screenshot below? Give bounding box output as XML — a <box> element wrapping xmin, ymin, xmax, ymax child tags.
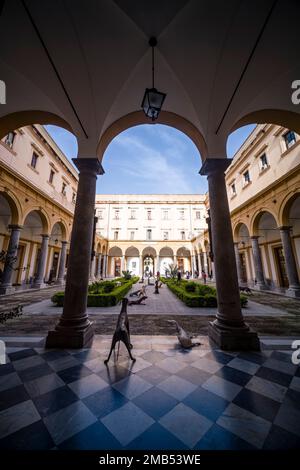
<box><xmin>0</xmin><ymin>384</ymin><xmax>30</xmax><ymax>412</ymax></box>
<box><xmin>176</xmin><ymin>366</ymin><xmax>211</xmax><ymax>386</ymax></box>
<box><xmin>58</xmin><ymin>421</ymin><xmax>120</xmax><ymax>450</ymax></box>
<box><xmin>18</xmin><ymin>363</ymin><xmax>53</xmax><ymax>383</ymax></box>
<box><xmin>56</xmin><ymin>364</ymin><xmax>93</xmax><ymax>384</ymax></box>
<box><xmin>83</xmin><ymin>387</ymin><xmax>128</xmax><ymax>419</ymax></box>
<box><xmin>98</xmin><ymin>365</ymin><xmax>131</xmax><ymax>385</ymax></box>
<box><xmin>255</xmin><ymin>366</ymin><xmax>292</xmax><ymax>387</ymax></box>
<box><xmin>133</xmin><ymin>387</ymin><xmax>178</xmax><ymax>420</ymax></box>
<box><xmin>183</xmin><ymin>386</ymin><xmax>229</xmax><ymax>422</ymax></box>
<box><xmin>126</xmin><ymin>422</ymin><xmax>188</xmax><ymax>450</ymax></box>
<box><xmin>195</xmin><ymin>423</ymin><xmax>255</xmax><ymax>450</ymax></box>
<box><xmin>0</xmin><ymin>420</ymin><xmax>54</xmax><ymax>450</ymax></box>
<box><xmin>9</xmin><ymin>348</ymin><xmax>37</xmax><ymax>361</ymax></box>
<box><xmin>216</xmin><ymin>365</ymin><xmax>252</xmax><ymax>386</ymax></box>
<box><xmin>263</xmin><ymin>424</ymin><xmax>300</xmax><ymax>449</ymax></box>
<box><xmin>33</xmin><ymin>385</ymin><xmax>79</xmax><ymax>418</ymax></box>
<box><xmin>40</xmin><ymin>350</ymin><xmax>70</xmax><ymax>361</ymax></box>
<box><xmin>233</xmin><ymin>388</ymin><xmax>281</xmax><ymax>422</ymax></box>
<box><xmin>0</xmin><ymin>363</ymin><xmax>14</xmax><ymax>376</ymax></box>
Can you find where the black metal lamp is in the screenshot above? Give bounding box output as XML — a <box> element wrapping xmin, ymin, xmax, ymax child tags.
<box><xmin>141</xmin><ymin>37</ymin><xmax>166</xmax><ymax>121</ymax></box>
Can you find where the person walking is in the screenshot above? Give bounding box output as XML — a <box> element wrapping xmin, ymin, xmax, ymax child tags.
<box><xmin>202</xmin><ymin>270</ymin><xmax>207</xmax><ymax>284</ymax></box>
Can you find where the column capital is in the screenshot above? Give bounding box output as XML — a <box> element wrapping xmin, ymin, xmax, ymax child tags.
<box><xmin>41</xmin><ymin>234</ymin><xmax>50</xmax><ymax>239</ymax></box>
<box><xmin>250</xmin><ymin>235</ymin><xmax>260</xmax><ymax>240</ymax></box>
<box><xmin>72</xmin><ymin>158</ymin><xmax>104</xmax><ymax>175</ymax></box>
<box><xmin>8</xmin><ymin>224</ymin><xmax>23</xmax><ymax>231</ymax></box>
<box><xmin>199</xmin><ymin>158</ymin><xmax>232</xmax><ymax>176</ymax></box>
<box><xmin>61</xmin><ymin>240</ymin><xmax>68</xmax><ymax>245</ymax></box>
<box><xmin>278</xmin><ymin>225</ymin><xmax>292</xmax><ymax>232</ymax></box>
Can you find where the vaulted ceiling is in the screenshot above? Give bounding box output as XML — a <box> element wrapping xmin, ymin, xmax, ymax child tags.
<box><xmin>0</xmin><ymin>0</ymin><xmax>300</xmax><ymax>160</ymax></box>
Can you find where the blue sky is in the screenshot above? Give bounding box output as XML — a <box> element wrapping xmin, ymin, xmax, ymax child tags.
<box><xmin>46</xmin><ymin>123</ymin><xmax>255</xmax><ymax>194</ymax></box>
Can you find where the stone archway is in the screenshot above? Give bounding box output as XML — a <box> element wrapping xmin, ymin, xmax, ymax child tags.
<box><xmin>158</xmin><ymin>246</ymin><xmax>174</xmax><ymax>276</ymax></box>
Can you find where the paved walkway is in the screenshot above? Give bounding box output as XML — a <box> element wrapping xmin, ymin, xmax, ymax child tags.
<box><xmin>22</xmin><ymin>283</ymin><xmax>288</xmax><ymax>317</ymax></box>
<box><xmin>0</xmin><ymin>335</ymin><xmax>299</xmax><ymax>450</ymax></box>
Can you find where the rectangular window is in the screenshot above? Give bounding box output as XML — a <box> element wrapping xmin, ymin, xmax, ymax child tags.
<box><xmin>163</xmin><ymin>231</ymin><xmax>169</xmax><ymax>240</ymax></box>
<box><xmin>130</xmin><ymin>209</ymin><xmax>136</xmax><ymax>219</ymax></box>
<box><xmin>72</xmin><ymin>192</ymin><xmax>76</xmax><ymax>204</ymax></box>
<box><xmin>49</xmin><ymin>169</ymin><xmax>55</xmax><ymax>184</ymax></box>
<box><xmin>163</xmin><ymin>210</ymin><xmax>168</xmax><ymax>220</ymax></box>
<box><xmin>61</xmin><ymin>182</ymin><xmax>67</xmax><ymax>195</ymax></box>
<box><xmin>31</xmin><ymin>151</ymin><xmax>39</xmax><ymax>169</ymax></box>
<box><xmin>259</xmin><ymin>153</ymin><xmax>268</xmax><ymax>170</ymax></box>
<box><xmin>284</xmin><ymin>130</ymin><xmax>296</xmax><ymax>149</ymax></box>
<box><xmin>114</xmin><ymin>231</ymin><xmax>118</xmax><ymax>240</ymax></box>
<box><xmin>130</xmin><ymin>231</ymin><xmax>135</xmax><ymax>240</ymax></box>
<box><xmin>98</xmin><ymin>210</ymin><xmax>103</xmax><ymax>219</ymax></box>
<box><xmin>179</xmin><ymin>210</ymin><xmax>184</xmax><ymax>220</ymax></box>
<box><xmin>243</xmin><ymin>170</ymin><xmax>251</xmax><ymax>185</ymax></box>
<box><xmin>231</xmin><ymin>183</ymin><xmax>236</xmax><ymax>196</ymax></box>
<box><xmin>114</xmin><ymin>210</ymin><xmax>119</xmax><ymax>220</ymax></box>
<box><xmin>181</xmin><ymin>231</ymin><xmax>186</xmax><ymax>240</ymax></box>
<box><xmin>5</xmin><ymin>131</ymin><xmax>16</xmax><ymax>148</ymax></box>
<box><xmin>146</xmin><ymin>229</ymin><xmax>152</xmax><ymax>240</ymax></box>
<box><xmin>147</xmin><ymin>210</ymin><xmax>152</xmax><ymax>220</ymax></box>
<box><xmin>195</xmin><ymin>211</ymin><xmax>201</xmax><ymax>219</ymax></box>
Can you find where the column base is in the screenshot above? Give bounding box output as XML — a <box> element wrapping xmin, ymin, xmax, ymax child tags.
<box><xmin>208</xmin><ymin>321</ymin><xmax>260</xmax><ymax>351</ymax></box>
<box><xmin>0</xmin><ymin>285</ymin><xmax>15</xmax><ymax>295</ymax></box>
<box><xmin>32</xmin><ymin>282</ymin><xmax>46</xmax><ymax>289</ymax></box>
<box><xmin>45</xmin><ymin>322</ymin><xmax>94</xmax><ymax>349</ymax></box>
<box><xmin>286</xmin><ymin>287</ymin><xmax>300</xmax><ymax>298</ymax></box>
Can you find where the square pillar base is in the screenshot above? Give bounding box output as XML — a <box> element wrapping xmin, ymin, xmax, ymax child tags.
<box><xmin>45</xmin><ymin>323</ymin><xmax>94</xmax><ymax>349</ymax></box>
<box><xmin>286</xmin><ymin>288</ymin><xmax>300</xmax><ymax>299</ymax></box>
<box><xmin>0</xmin><ymin>285</ymin><xmax>15</xmax><ymax>295</ymax></box>
<box><xmin>208</xmin><ymin>322</ymin><xmax>260</xmax><ymax>351</ymax></box>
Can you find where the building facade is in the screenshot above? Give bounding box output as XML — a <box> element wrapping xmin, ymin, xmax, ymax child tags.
<box><xmin>192</xmin><ymin>124</ymin><xmax>300</xmax><ymax>297</ymax></box>
<box><xmin>0</xmin><ymin>125</ymin><xmax>107</xmax><ymax>294</ymax></box>
<box><xmin>95</xmin><ymin>194</ymin><xmax>207</xmax><ymax>277</ymax></box>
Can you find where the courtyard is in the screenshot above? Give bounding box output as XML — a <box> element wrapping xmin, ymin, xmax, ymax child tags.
<box><xmin>0</xmin><ymin>283</ymin><xmax>300</xmax><ymax>450</ymax></box>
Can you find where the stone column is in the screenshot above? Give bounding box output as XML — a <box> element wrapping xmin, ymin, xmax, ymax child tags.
<box><xmin>200</xmin><ymin>159</ymin><xmax>259</xmax><ymax>350</ymax></box>
<box><xmin>90</xmin><ymin>255</ymin><xmax>96</xmax><ymax>280</ymax></box>
<box><xmin>279</xmin><ymin>226</ymin><xmax>300</xmax><ymax>297</ymax></box>
<box><xmin>103</xmin><ymin>254</ymin><xmax>108</xmax><ymax>277</ymax></box>
<box><xmin>197</xmin><ymin>253</ymin><xmax>202</xmax><ymax>278</ymax></box>
<box><xmin>234</xmin><ymin>242</ymin><xmax>244</xmax><ymax>285</ymax></box>
<box><xmin>251</xmin><ymin>236</ymin><xmax>267</xmax><ymax>289</ymax></box>
<box><xmin>33</xmin><ymin>234</ymin><xmax>49</xmax><ymax>288</ymax></box>
<box><xmin>191</xmin><ymin>255</ymin><xmax>195</xmax><ymax>277</ymax></box>
<box><xmin>139</xmin><ymin>255</ymin><xmax>143</xmax><ymax>277</ymax></box>
<box><xmin>97</xmin><ymin>254</ymin><xmax>102</xmax><ymax>278</ymax></box>
<box><xmin>46</xmin><ymin>158</ymin><xmax>104</xmax><ymax>348</ymax></box>
<box><xmin>0</xmin><ymin>224</ymin><xmax>22</xmax><ymax>295</ymax></box>
<box><xmin>56</xmin><ymin>241</ymin><xmax>68</xmax><ymax>285</ymax></box>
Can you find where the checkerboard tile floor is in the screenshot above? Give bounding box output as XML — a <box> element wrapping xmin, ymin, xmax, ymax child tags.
<box><xmin>0</xmin><ymin>335</ymin><xmax>299</xmax><ymax>450</ymax></box>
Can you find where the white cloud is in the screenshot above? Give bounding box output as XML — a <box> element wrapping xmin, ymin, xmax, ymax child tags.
<box><xmin>112</xmin><ymin>133</ymin><xmax>191</xmax><ymax>193</ymax></box>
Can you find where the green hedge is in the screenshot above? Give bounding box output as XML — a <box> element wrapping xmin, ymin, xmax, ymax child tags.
<box><xmin>51</xmin><ymin>276</ymin><xmax>138</xmax><ymax>308</ymax></box>
<box><xmin>161</xmin><ymin>278</ymin><xmax>247</xmax><ymax>308</ymax></box>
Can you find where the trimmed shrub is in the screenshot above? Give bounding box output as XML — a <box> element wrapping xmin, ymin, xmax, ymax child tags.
<box><xmin>185</xmin><ymin>281</ymin><xmax>197</xmax><ymax>293</ymax></box>
<box><xmin>163</xmin><ymin>278</ymin><xmax>247</xmax><ymax>308</ymax></box>
<box><xmin>51</xmin><ymin>277</ymin><xmax>139</xmax><ymax>308</ymax></box>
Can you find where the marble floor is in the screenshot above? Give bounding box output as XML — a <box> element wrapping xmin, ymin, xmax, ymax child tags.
<box><xmin>0</xmin><ymin>335</ymin><xmax>299</xmax><ymax>450</ymax></box>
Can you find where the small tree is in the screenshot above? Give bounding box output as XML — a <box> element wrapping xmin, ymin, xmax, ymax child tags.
<box><xmin>166</xmin><ymin>263</ymin><xmax>178</xmax><ymax>280</ymax></box>
<box><xmin>122</xmin><ymin>270</ymin><xmax>132</xmax><ymax>280</ymax></box>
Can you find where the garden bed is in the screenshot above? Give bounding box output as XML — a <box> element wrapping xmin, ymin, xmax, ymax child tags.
<box><xmin>51</xmin><ymin>276</ymin><xmax>139</xmax><ymax>307</ymax></box>
<box><xmin>161</xmin><ymin>278</ymin><xmax>247</xmax><ymax>308</ymax></box>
